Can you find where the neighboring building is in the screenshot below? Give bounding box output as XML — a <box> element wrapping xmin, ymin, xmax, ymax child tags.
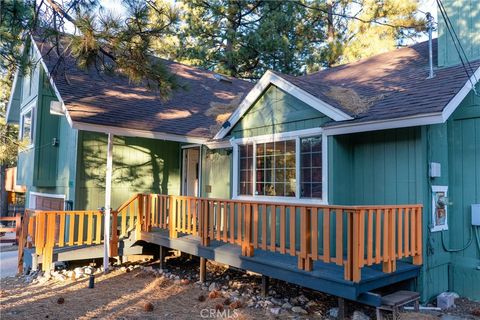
<box><xmin>7</xmin><ymin>1</ymin><xmax>480</xmax><ymax>302</ymax></box>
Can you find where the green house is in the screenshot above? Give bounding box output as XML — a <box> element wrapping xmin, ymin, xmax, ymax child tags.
<box><xmin>6</xmin><ymin>1</ymin><xmax>480</xmax><ymax>304</ymax></box>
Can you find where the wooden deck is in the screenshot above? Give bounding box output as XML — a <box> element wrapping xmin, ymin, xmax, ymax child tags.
<box><xmin>18</xmin><ymin>193</ymin><xmax>423</xmax><ymax>307</ymax></box>
<box><xmin>140</xmin><ymin>228</ymin><xmax>420</xmax><ymax>306</ymax></box>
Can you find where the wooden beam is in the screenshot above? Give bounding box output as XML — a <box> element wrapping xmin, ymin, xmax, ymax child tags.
<box><xmin>199</xmin><ymin>257</ymin><xmax>207</xmax><ymax>282</ymax></box>
<box><xmin>261</xmin><ymin>275</ymin><xmax>270</xmax><ymax>297</ymax></box>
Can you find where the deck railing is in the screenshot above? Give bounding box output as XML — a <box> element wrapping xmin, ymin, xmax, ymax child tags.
<box><xmin>18</xmin><ymin>193</ymin><xmax>423</xmax><ymax>282</ymax></box>
<box><xmin>135</xmin><ymin>194</ymin><xmax>423</xmax><ymax>282</ymax></box>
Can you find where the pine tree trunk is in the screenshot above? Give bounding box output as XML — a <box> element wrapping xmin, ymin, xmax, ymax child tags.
<box><xmin>0</xmin><ymin>164</ymin><xmax>8</xmax><ymax>217</ymax></box>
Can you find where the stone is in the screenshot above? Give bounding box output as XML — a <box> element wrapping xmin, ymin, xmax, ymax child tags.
<box><xmin>271</xmin><ymin>298</ymin><xmax>283</xmax><ymax>306</ymax></box>
<box><xmin>297</xmin><ymin>295</ymin><xmax>309</xmax><ymax>304</ymax></box>
<box><xmin>54</xmin><ymin>274</ymin><xmax>67</xmax><ymax>282</ymax></box>
<box><xmin>74</xmin><ymin>267</ymin><xmax>84</xmax><ymax>278</ymax></box>
<box><xmin>84</xmin><ymin>267</ymin><xmax>93</xmax><ymax>275</ymax></box>
<box><xmin>291</xmin><ymin>306</ymin><xmax>308</xmax><ymax>315</ymax></box>
<box><xmin>306</xmin><ymin>300</ymin><xmax>318</xmax><ymax>309</ymax></box>
<box><xmin>328</xmin><ymin>307</ymin><xmax>339</xmax><ymax>318</ymax></box>
<box><xmin>198</xmin><ymin>295</ymin><xmax>206</xmax><ymax>302</ymax></box>
<box><xmin>209</xmin><ymin>282</ymin><xmax>220</xmax><ymax>292</ymax></box>
<box><xmin>57</xmin><ymin>297</ymin><xmax>65</xmax><ymax>304</ymax></box>
<box><xmin>352</xmin><ymin>311</ymin><xmax>370</xmax><ymax>320</ymax></box>
<box><xmin>269</xmin><ymin>307</ymin><xmax>281</xmax><ymax>315</ymax></box>
<box><xmin>282</xmin><ymin>302</ymin><xmax>292</xmax><ymax>310</ymax></box>
<box><xmin>66</xmin><ymin>271</ymin><xmax>74</xmax><ymax>278</ymax></box>
<box><xmin>144</xmin><ymin>302</ymin><xmax>154</xmax><ymax>312</ymax></box>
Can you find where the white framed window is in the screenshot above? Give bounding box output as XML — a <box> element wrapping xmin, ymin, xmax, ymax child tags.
<box><xmin>232</xmin><ymin>128</ymin><xmax>328</xmax><ymax>204</ymax></box>
<box><xmin>19</xmin><ymin>101</ymin><xmax>36</xmax><ymax>147</ymax></box>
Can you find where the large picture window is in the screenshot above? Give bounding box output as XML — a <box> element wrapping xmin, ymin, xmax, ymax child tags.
<box><xmin>236</xmin><ymin>133</ymin><xmax>325</xmax><ymax>201</ymax></box>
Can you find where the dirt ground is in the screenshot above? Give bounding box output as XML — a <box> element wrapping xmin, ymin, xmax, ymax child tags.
<box><xmin>1</xmin><ymin>257</ymin><xmax>479</xmax><ymax>320</ymax></box>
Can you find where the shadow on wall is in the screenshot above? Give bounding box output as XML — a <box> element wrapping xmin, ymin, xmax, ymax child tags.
<box><xmin>75</xmin><ymin>132</ymin><xmax>181</xmax><ymax>210</ymax></box>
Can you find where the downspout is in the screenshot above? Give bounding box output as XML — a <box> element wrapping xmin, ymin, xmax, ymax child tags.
<box><xmin>103</xmin><ymin>133</ymin><xmax>113</xmax><ymax>273</ymax></box>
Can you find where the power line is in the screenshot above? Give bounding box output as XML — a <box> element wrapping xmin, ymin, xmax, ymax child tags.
<box><xmin>436</xmin><ymin>0</ymin><xmax>479</xmax><ymax>95</ymax></box>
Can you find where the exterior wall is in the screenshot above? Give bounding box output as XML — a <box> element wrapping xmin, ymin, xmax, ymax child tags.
<box><xmin>438</xmin><ymin>0</ymin><xmax>480</xmax><ymax>67</ymax></box>
<box><xmin>75</xmin><ymin>131</ymin><xmax>181</xmax><ymax>210</ymax></box>
<box><xmin>15</xmin><ymin>46</ymin><xmax>78</xmax><ymax>208</ymax></box>
<box><xmin>229</xmin><ymin>85</ymin><xmax>330</xmax><ymax>139</ymax></box>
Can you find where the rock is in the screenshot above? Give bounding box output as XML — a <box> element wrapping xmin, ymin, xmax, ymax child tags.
<box><xmin>215</xmin><ymin>304</ymin><xmax>224</xmax><ymax>312</ymax></box>
<box><xmin>74</xmin><ymin>268</ymin><xmax>84</xmax><ymax>278</ymax></box>
<box><xmin>281</xmin><ymin>302</ymin><xmax>292</xmax><ymax>310</ymax></box>
<box><xmin>305</xmin><ymin>300</ymin><xmax>318</xmax><ymax>309</ymax></box>
<box><xmin>57</xmin><ymin>297</ymin><xmax>65</xmax><ymax>304</ymax></box>
<box><xmin>223</xmin><ymin>298</ymin><xmax>232</xmax><ymax>305</ymax></box>
<box><xmin>297</xmin><ymin>295</ymin><xmax>309</xmax><ymax>304</ymax></box>
<box><xmin>180</xmin><ymin>279</ymin><xmax>190</xmax><ymax>285</ymax></box>
<box><xmin>198</xmin><ymin>295</ymin><xmax>206</xmax><ymax>302</ymax></box>
<box><xmin>269</xmin><ymin>307</ymin><xmax>281</xmax><ymax>315</ymax></box>
<box><xmin>120</xmin><ymin>267</ymin><xmax>127</xmax><ymax>272</ymax></box>
<box><xmin>144</xmin><ymin>302</ymin><xmax>154</xmax><ymax>312</ymax></box>
<box><xmin>54</xmin><ymin>274</ymin><xmax>67</xmax><ymax>282</ymax></box>
<box><xmin>291</xmin><ymin>306</ymin><xmax>308</xmax><ymax>315</ymax></box>
<box><xmin>229</xmin><ymin>300</ymin><xmax>243</xmax><ymax>309</ymax></box>
<box><xmin>352</xmin><ymin>311</ymin><xmax>370</xmax><ymax>320</ymax></box>
<box><xmin>209</xmin><ymin>290</ymin><xmax>220</xmax><ymax>299</ymax></box>
<box><xmin>84</xmin><ymin>267</ymin><xmax>93</xmax><ymax>275</ymax></box>
<box><xmin>328</xmin><ymin>307</ymin><xmax>339</xmax><ymax>318</ymax></box>
<box><xmin>66</xmin><ymin>271</ymin><xmax>74</xmax><ymax>278</ymax></box>
<box><xmin>271</xmin><ymin>298</ymin><xmax>283</xmax><ymax>306</ymax></box>
<box><xmin>209</xmin><ymin>282</ymin><xmax>220</xmax><ymax>292</ymax></box>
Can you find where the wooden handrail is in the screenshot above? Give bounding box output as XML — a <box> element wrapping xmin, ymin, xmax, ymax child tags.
<box><xmin>17</xmin><ymin>193</ymin><xmax>423</xmax><ymax>283</ymax></box>
<box><xmin>138</xmin><ymin>194</ymin><xmax>423</xmax><ymax>283</ymax></box>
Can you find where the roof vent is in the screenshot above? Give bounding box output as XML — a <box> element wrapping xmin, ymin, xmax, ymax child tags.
<box><xmin>214</xmin><ymin>73</ymin><xmax>232</xmax><ymax>83</ymax></box>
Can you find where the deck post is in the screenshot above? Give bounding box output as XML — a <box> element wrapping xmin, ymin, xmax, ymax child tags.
<box><xmin>199</xmin><ymin>257</ymin><xmax>207</xmax><ymax>282</ymax></box>
<box><xmin>261</xmin><ymin>275</ymin><xmax>270</xmax><ymax>297</ymax></box>
<box><xmin>159</xmin><ymin>245</ymin><xmax>167</xmax><ymax>270</ymax></box>
<box><xmin>338</xmin><ymin>297</ymin><xmax>346</xmax><ymax>320</ymax></box>
<box><xmin>103</xmin><ymin>133</ymin><xmax>114</xmax><ymax>274</ymax></box>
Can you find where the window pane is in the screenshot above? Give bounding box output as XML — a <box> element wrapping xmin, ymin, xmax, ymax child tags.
<box><xmin>22</xmin><ymin>110</ymin><xmax>32</xmax><ymax>143</ymax></box>
<box><xmin>300</xmin><ymin>136</ymin><xmax>322</xmax><ymax>199</ymax></box>
<box><xmin>239</xmin><ymin>144</ymin><xmax>253</xmax><ymax>195</ymax></box>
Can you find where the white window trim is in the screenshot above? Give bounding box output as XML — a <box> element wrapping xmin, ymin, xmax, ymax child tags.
<box><xmin>231</xmin><ymin>128</ymin><xmax>328</xmax><ymax>205</ymax></box>
<box><xmin>28</xmin><ymin>191</ymin><xmax>66</xmax><ymax>210</ymax></box>
<box><xmin>19</xmin><ymin>99</ymin><xmax>37</xmax><ymax>150</ymax></box>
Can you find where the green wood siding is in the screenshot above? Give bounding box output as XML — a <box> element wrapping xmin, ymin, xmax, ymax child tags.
<box><xmin>438</xmin><ymin>0</ymin><xmax>480</xmax><ymax>67</ymax></box>
<box><xmin>230</xmin><ymin>85</ymin><xmax>331</xmax><ymax>138</ymax></box>
<box><xmin>76</xmin><ymin>131</ymin><xmax>181</xmax><ymax>210</ymax></box>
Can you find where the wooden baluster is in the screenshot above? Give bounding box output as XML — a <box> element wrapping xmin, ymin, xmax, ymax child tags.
<box><xmin>28</xmin><ymin>214</ymin><xmax>35</xmax><ymax>246</ymax></box>
<box><xmin>223</xmin><ymin>202</ymin><xmax>228</xmax><ymax>242</ymax></box>
<box><xmin>169</xmin><ymin>196</ymin><xmax>178</xmax><ymax>239</ymax></box>
<box><xmin>216</xmin><ymin>201</ymin><xmax>221</xmax><ymax>240</ymax></box>
<box><xmin>237</xmin><ymin>203</ymin><xmax>242</xmax><ymax>245</ymax></box>
<box><xmin>58</xmin><ymin>213</ymin><xmax>65</xmax><ymax>247</ymax></box>
<box><xmin>129</xmin><ymin>202</ymin><xmax>135</xmax><ymax>230</ymax></box>
<box><xmin>146</xmin><ymin>195</ymin><xmax>152</xmax><ymax>232</ymax></box>
<box><xmin>253</xmin><ymin>204</ymin><xmax>259</xmax><ymax>248</ymax></box>
<box><xmin>68</xmin><ymin>212</ymin><xmax>75</xmax><ymax>246</ymax></box>
<box><xmin>323</xmin><ymin>208</ymin><xmax>330</xmax><ymax>263</ymax></box>
<box><xmin>367</xmin><ymin>209</ymin><xmax>374</xmax><ymax>265</ymax></box>
<box><xmin>335</xmin><ymin>210</ymin><xmax>343</xmax><ymax>266</ymax></box>
<box><xmin>298</xmin><ymin>207</ymin><xmax>312</xmax><ymax>271</ymax></box>
<box><xmin>86</xmin><ymin>211</ymin><xmax>93</xmax><ymax>245</ymax></box>
<box><xmin>242</xmin><ymin>203</ymin><xmax>254</xmax><ymax>256</ymax></box>
<box><xmin>270</xmin><ymin>205</ymin><xmax>276</xmax><ymax>252</ymax></box>
<box><xmin>193</xmin><ymin>199</ymin><xmax>198</xmax><ymax>236</ymax></box>
<box><xmin>110</xmin><ymin>210</ymin><xmax>119</xmax><ymax>256</ymax></box>
<box><xmin>202</xmin><ymin>200</ymin><xmax>210</xmax><ymax>246</ymax></box>
<box><xmin>280</xmin><ymin>206</ymin><xmax>286</xmax><ymax>254</ymax></box>
<box><xmin>229</xmin><ymin>202</ymin><xmax>235</xmax><ymax>244</ymax></box>
<box><xmin>358</xmin><ymin>209</ymin><xmax>365</xmax><ymax>268</ymax></box>
<box><xmin>187</xmin><ymin>198</ymin><xmax>192</xmax><ymax>234</ymax></box>
<box><xmin>382</xmin><ymin>208</ymin><xmax>394</xmax><ymax>273</ymax></box>
<box><xmin>35</xmin><ymin>212</ymin><xmax>45</xmax><ymax>256</ymax></box>
<box><xmin>344</xmin><ymin>210</ymin><xmax>353</xmax><ymax>281</ymax></box>
<box><xmin>397</xmin><ymin>207</ymin><xmax>403</xmax><ymax>259</ymax></box>
<box><xmin>78</xmin><ymin>212</ymin><xmax>85</xmax><ymax>245</ymax></box>
<box><xmin>352</xmin><ymin>210</ymin><xmax>361</xmax><ymax>281</ymax></box>
<box><xmin>404</xmin><ymin>208</ymin><xmax>410</xmax><ymax>257</ymax></box>
<box><xmin>375</xmin><ymin>209</ymin><xmax>382</xmax><ymax>264</ymax></box>
<box><xmin>95</xmin><ymin>211</ymin><xmax>102</xmax><ymax>244</ymax></box>
<box><xmin>207</xmin><ymin>201</ymin><xmax>213</xmax><ymax>240</ymax></box>
<box><xmin>413</xmin><ymin>207</ymin><xmax>423</xmax><ymax>265</ymax></box>
<box><xmin>261</xmin><ymin>204</ymin><xmax>267</xmax><ymax>250</ymax></box>
<box><xmin>311</xmin><ymin>208</ymin><xmax>318</xmax><ymax>261</ymax></box>
<box><xmin>289</xmin><ymin>206</ymin><xmax>296</xmax><ymax>256</ymax></box>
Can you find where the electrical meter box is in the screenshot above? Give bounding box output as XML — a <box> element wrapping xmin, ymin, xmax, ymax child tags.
<box><xmin>472</xmin><ymin>204</ymin><xmax>480</xmax><ymax>226</ymax></box>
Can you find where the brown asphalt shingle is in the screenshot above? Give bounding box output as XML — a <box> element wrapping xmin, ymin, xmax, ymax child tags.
<box><xmin>36</xmin><ymin>38</ymin><xmax>253</xmax><ymax>139</ymax></box>
<box><xmin>276</xmin><ymin>39</ymin><xmax>480</xmax><ymax>125</ymax></box>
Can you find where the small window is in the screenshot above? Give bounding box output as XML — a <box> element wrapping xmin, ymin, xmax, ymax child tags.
<box><xmin>238</xmin><ymin>144</ymin><xmax>253</xmax><ymax>195</ymax></box>
<box><xmin>300</xmin><ymin>136</ymin><xmax>322</xmax><ymax>198</ymax></box>
<box><xmin>20</xmin><ymin>108</ymin><xmax>34</xmax><ymax>145</ymax></box>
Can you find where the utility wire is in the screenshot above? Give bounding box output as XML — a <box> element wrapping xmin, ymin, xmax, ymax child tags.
<box><xmin>437</xmin><ymin>0</ymin><xmax>479</xmax><ymax>95</ymax></box>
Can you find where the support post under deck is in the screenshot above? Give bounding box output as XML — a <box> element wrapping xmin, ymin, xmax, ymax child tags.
<box><xmin>159</xmin><ymin>246</ymin><xmax>167</xmax><ymax>270</ymax></box>
<box><xmin>199</xmin><ymin>257</ymin><xmax>207</xmax><ymax>282</ymax></box>
<box><xmin>261</xmin><ymin>275</ymin><xmax>270</xmax><ymax>297</ymax></box>
<box><xmin>338</xmin><ymin>297</ymin><xmax>346</xmax><ymax>320</ymax></box>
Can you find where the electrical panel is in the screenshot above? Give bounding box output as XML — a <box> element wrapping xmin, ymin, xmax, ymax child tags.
<box><xmin>430</xmin><ymin>162</ymin><xmax>441</xmax><ymax>178</ymax></box>
<box><xmin>472</xmin><ymin>204</ymin><xmax>480</xmax><ymax>226</ymax></box>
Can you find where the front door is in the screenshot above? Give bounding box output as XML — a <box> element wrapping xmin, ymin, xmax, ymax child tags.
<box><xmin>182</xmin><ymin>147</ymin><xmax>200</xmax><ymax>196</ymax></box>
